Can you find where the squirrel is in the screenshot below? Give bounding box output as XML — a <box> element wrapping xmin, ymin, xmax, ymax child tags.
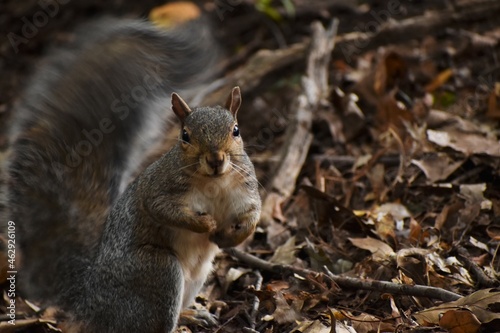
<box><xmin>4</xmin><ymin>17</ymin><xmax>261</xmax><ymax>332</ymax></box>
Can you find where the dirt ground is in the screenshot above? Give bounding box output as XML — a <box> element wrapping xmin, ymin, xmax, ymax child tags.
<box><xmin>1</xmin><ymin>0</ymin><xmax>500</xmax><ymax>332</ymax></box>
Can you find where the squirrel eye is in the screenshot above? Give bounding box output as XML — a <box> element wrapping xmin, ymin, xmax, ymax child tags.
<box><xmin>181</xmin><ymin>129</ymin><xmax>190</xmax><ymax>143</ymax></box>
<box><xmin>232</xmin><ymin>124</ymin><xmax>240</xmax><ymax>137</ymax></box>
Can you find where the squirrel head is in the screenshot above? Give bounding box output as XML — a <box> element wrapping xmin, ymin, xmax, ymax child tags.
<box><xmin>171</xmin><ymin>86</ymin><xmax>245</xmax><ymax>177</ymax></box>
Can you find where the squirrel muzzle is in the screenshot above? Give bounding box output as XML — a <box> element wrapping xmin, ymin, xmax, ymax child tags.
<box><xmin>204</xmin><ymin>151</ymin><xmax>229</xmax><ymax>176</ymax></box>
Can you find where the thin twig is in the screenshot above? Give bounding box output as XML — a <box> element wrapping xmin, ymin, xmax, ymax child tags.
<box><xmin>323</xmin><ymin>267</ymin><xmax>461</xmax><ymax>303</ymax></box>
<box><xmin>242</xmin><ymin>328</ymin><xmax>259</xmax><ymax>333</ymax></box>
<box><xmin>454</xmin><ymin>245</ymin><xmax>499</xmax><ymax>288</ymax></box>
<box><xmin>207</xmin><ymin>0</ymin><xmax>500</xmax><ymax>103</ymax></box>
<box><xmin>260</xmin><ymin>19</ymin><xmax>339</xmax><ymax>227</ymax></box>
<box><xmin>247</xmin><ymin>271</ymin><xmax>262</xmax><ymax>331</ymax></box>
<box><xmin>313</xmin><ymin>154</ymin><xmax>402</xmax><ymax>168</ymax></box>
<box><xmin>225</xmin><ymin>248</ymin><xmax>462</xmax><ymax>302</ymax></box>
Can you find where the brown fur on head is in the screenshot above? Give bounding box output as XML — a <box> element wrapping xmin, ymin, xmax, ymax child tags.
<box><xmin>171</xmin><ymin>87</ymin><xmax>244</xmax><ymax>177</ymax></box>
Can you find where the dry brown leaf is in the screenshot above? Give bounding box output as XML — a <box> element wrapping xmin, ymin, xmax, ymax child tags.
<box><xmin>427</xmin><ymin>252</ymin><xmax>452</xmax><ymax>274</ymax></box>
<box><xmin>374</xmin><ymin>52</ymin><xmax>407</xmax><ymax>96</ymax></box>
<box><xmin>414</xmin><ymin>288</ymin><xmax>500</xmax><ymax>325</ymax></box>
<box><xmin>427</xmin><ymin>129</ymin><xmax>500</xmax><ymax>157</ymax></box>
<box><xmin>425</xmin><ymin>68</ymin><xmax>454</xmax><ymax>93</ymax></box>
<box><xmin>272</xmin><ymin>291</ymin><xmax>302</xmax><ymax>325</ymax></box>
<box><xmin>149</xmin><ymin>1</ymin><xmax>201</xmax><ymax>28</ymax></box>
<box><xmin>396</xmin><ymin>248</ymin><xmax>429</xmax><ymax>286</ymax></box>
<box><xmin>469</xmin><ymin>237</ymin><xmax>489</xmax><ymax>252</ymax></box>
<box><xmin>437</xmin><ymin>256</ymin><xmax>474</xmax><ymax>286</ymax></box>
<box><xmin>385</xmin><ymin>294</ymin><xmax>403</xmax><ymax>326</ymax></box>
<box><xmin>487</xmin><ymin>82</ymin><xmax>500</xmax><ymax>119</ymax></box>
<box><xmin>260</xmin><ymin>192</ymin><xmax>287</xmax><ymax>227</ymax></box>
<box><xmin>292</xmin><ymin>319</ymin><xmax>357</xmax><ymax>333</ymax></box>
<box><xmin>304</xmin><ymin>239</ymin><xmax>336</xmax><ymax>273</ymax></box>
<box><xmin>435</xmin><ymin>200</ymin><xmax>463</xmax><ymax>230</ymax></box>
<box><xmin>419</xmin><ymin>253</ymin><xmax>474</xmax><ymax>287</ymax></box>
<box><xmin>266</xmin><ymin>280</ymin><xmax>290</xmax><ymax>293</ymax></box>
<box><xmin>291</xmin><ymin>189</ymin><xmax>313</xmax><ymax>230</ymax></box>
<box><xmin>331</xmin><ymin>88</ymin><xmax>364</xmax><ymax>141</ymax></box>
<box><xmin>269</xmin><ymin>236</ymin><xmax>297</xmax><ymax>265</ymax></box>
<box><xmin>411</xmin><ymin>153</ymin><xmax>464</xmax><ymax>183</ymax></box>
<box><xmin>439</xmin><ymin>309</ymin><xmax>481</xmax><ymax>333</ymax></box>
<box><xmin>221</xmin><ymin>267</ymin><xmax>250</xmax><ymax>294</ymax></box>
<box><xmin>272</xmin><ymin>194</ymin><xmax>287</xmax><ymax>222</ymax></box>
<box><xmin>371</xmin><ymin>203</ymin><xmax>411</xmax><ymax>241</ymax></box>
<box><xmin>409</xmin><ymin>218</ymin><xmax>425</xmax><ymax>245</ymax></box>
<box><xmin>486</xmin><ymin>225</ymin><xmax>500</xmax><ymax>241</ymax></box>
<box><xmin>348</xmin><ymin>237</ymin><xmax>395</xmax><ymax>261</ymax></box>
<box><xmin>366</xmin><ymin>163</ymin><xmax>385</xmax><ymax>200</ymax></box>
<box><xmin>334</xmin><ymin>320</ymin><xmax>358</xmax><ymax>333</ymax></box>
<box><xmin>292</xmin><ymin>320</ymin><xmax>330</xmax><ymax>333</ymax></box>
<box><xmin>426</xmin><ymin>110</ymin><xmax>481</xmax><ymax>132</ymax></box>
<box><xmin>376</xmin><ymin>90</ymin><xmax>414</xmax><ymax>134</ymax></box>
<box><xmin>373</xmin><ymin>211</ymin><xmax>396</xmax><ymax>242</ymax></box>
<box><xmin>374</xmin><ymin>202</ymin><xmax>411</xmax><ymax>221</ymax></box>
<box><xmin>455</xmin><ymin>184</ymin><xmax>491</xmax><ymax>232</ymax></box>
<box><xmin>491</xmin><ymin>198</ymin><xmax>500</xmax><ymax>217</ymax></box>
<box><xmin>350</xmin><ymin>313</ymin><xmax>395</xmax><ymax>333</ymax></box>
<box><xmin>266</xmin><ymin>220</ymin><xmax>291</xmax><ymax>250</ymax></box>
<box><xmin>460</xmin><ymin>184</ymin><xmax>492</xmax><ymax>210</ymax></box>
<box><xmin>301</xmin><ymin>185</ymin><xmax>365</xmax><ymax>232</ymax></box>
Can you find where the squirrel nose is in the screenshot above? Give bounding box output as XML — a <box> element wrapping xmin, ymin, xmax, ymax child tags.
<box><xmin>206</xmin><ymin>152</ymin><xmax>225</xmax><ymax>172</ymax></box>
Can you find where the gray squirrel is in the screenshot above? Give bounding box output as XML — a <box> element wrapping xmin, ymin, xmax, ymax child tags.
<box><xmin>5</xmin><ymin>17</ymin><xmax>261</xmax><ymax>332</ymax></box>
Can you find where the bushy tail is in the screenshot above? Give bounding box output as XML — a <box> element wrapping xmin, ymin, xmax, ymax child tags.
<box><xmin>5</xmin><ymin>17</ymin><xmax>219</xmax><ymax>303</ymax></box>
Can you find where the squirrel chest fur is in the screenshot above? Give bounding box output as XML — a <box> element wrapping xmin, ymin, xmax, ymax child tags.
<box><xmin>5</xmin><ymin>18</ymin><xmax>261</xmax><ymax>333</ymax></box>
<box><xmin>177</xmin><ymin>165</ymin><xmax>259</xmax><ymax>301</ymax></box>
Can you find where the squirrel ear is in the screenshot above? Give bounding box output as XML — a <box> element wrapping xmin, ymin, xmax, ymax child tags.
<box><xmin>225</xmin><ymin>86</ymin><xmax>242</xmax><ymax>117</ymax></box>
<box><xmin>171</xmin><ymin>93</ymin><xmax>192</xmax><ymax>121</ymax></box>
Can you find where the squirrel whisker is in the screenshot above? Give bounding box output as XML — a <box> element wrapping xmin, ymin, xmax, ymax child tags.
<box><xmin>230</xmin><ymin>161</ymin><xmax>266</xmax><ymax>193</ymax></box>
<box><xmin>177</xmin><ymin>161</ymin><xmax>200</xmax><ymax>172</ymax></box>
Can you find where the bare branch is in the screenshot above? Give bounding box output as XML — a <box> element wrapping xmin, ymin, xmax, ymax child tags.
<box><xmin>226</xmin><ymin>248</ymin><xmax>463</xmax><ymax>302</ymax></box>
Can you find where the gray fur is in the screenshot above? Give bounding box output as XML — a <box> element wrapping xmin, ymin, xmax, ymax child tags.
<box><xmin>5</xmin><ymin>18</ymin><xmax>220</xmax><ymax>332</ymax></box>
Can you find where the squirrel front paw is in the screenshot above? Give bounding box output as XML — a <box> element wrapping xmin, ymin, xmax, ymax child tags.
<box><xmin>192</xmin><ymin>212</ymin><xmax>217</xmax><ymax>233</ymax></box>
<box><xmin>179</xmin><ymin>308</ymin><xmax>218</xmax><ymax>328</ymax></box>
<box><xmin>209</xmin><ymin>214</ymin><xmax>258</xmax><ymax>248</ymax></box>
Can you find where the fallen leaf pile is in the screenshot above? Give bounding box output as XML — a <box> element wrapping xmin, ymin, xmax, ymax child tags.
<box><xmin>1</xmin><ymin>1</ymin><xmax>500</xmax><ymax>333</ymax></box>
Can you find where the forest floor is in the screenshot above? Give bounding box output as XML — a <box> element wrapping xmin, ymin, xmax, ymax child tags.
<box><xmin>1</xmin><ymin>0</ymin><xmax>500</xmax><ymax>332</ymax></box>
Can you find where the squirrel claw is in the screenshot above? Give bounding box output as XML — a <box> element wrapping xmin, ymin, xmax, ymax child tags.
<box><xmin>196</xmin><ymin>214</ymin><xmax>217</xmax><ymax>233</ymax></box>
<box><xmin>178</xmin><ymin>308</ymin><xmax>218</xmax><ymax>328</ymax></box>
